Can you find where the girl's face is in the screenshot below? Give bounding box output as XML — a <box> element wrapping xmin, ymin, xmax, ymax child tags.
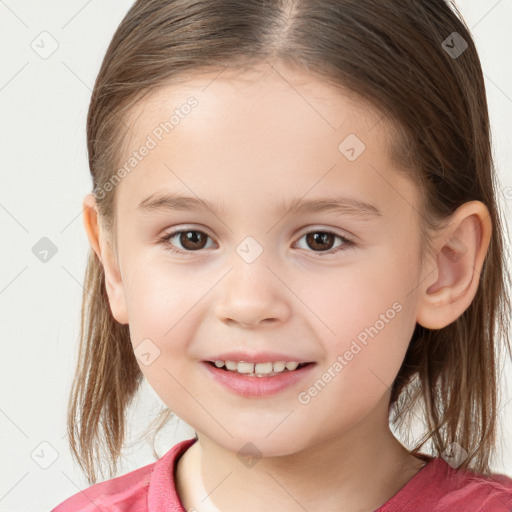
<box><xmin>103</xmin><ymin>63</ymin><xmax>427</xmax><ymax>456</ymax></box>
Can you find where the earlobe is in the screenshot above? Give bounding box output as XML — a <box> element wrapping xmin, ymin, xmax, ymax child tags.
<box><xmin>416</xmin><ymin>201</ymin><xmax>492</xmax><ymax>330</ymax></box>
<box><xmin>82</xmin><ymin>193</ymin><xmax>129</xmax><ymax>325</ymax></box>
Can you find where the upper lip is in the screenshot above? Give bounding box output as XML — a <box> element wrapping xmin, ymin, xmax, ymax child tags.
<box><xmin>204</xmin><ymin>351</ymin><xmax>315</xmax><ymax>364</ymax></box>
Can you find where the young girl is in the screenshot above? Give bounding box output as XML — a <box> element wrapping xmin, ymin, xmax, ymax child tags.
<box><xmin>52</xmin><ymin>0</ymin><xmax>512</xmax><ymax>510</ymax></box>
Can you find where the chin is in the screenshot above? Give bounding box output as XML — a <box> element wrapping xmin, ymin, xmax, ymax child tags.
<box><xmin>209</xmin><ymin>429</ymin><xmax>311</xmax><ymax>460</ymax></box>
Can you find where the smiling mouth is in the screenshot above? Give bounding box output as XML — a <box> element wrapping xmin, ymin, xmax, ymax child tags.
<box><xmin>206</xmin><ymin>360</ymin><xmax>314</xmax><ymax>377</ymax></box>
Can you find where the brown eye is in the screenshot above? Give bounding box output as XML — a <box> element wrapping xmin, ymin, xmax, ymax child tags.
<box><xmin>295</xmin><ymin>230</ymin><xmax>353</xmax><ymax>255</ymax></box>
<box><xmin>163</xmin><ymin>229</ymin><xmax>213</xmax><ymax>253</ymax></box>
<box><xmin>304</xmin><ymin>232</ymin><xmax>336</xmax><ymax>251</ymax></box>
<box><xmin>179</xmin><ymin>231</ymin><xmax>208</xmax><ymax>250</ymax></box>
<box><xmin>160</xmin><ymin>228</ymin><xmax>354</xmax><ymax>256</ymax></box>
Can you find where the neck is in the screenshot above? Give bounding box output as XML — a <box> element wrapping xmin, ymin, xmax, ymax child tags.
<box><xmin>176</xmin><ymin>398</ymin><xmax>427</xmax><ymax>512</ymax></box>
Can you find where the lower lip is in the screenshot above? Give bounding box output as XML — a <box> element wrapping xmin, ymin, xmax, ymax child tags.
<box><xmin>202</xmin><ymin>361</ymin><xmax>316</xmax><ymax>398</ymax></box>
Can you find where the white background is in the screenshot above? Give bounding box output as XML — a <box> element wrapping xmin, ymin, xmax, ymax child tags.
<box><xmin>0</xmin><ymin>1</ymin><xmax>511</xmax><ymax>510</ymax></box>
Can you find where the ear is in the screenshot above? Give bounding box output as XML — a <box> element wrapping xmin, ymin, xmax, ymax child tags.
<box><xmin>416</xmin><ymin>200</ymin><xmax>492</xmax><ymax>330</ymax></box>
<box><xmin>82</xmin><ymin>193</ymin><xmax>129</xmax><ymax>325</ymax></box>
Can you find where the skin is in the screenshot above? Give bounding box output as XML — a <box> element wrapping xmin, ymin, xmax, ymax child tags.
<box><xmin>83</xmin><ymin>61</ymin><xmax>492</xmax><ymax>511</ymax></box>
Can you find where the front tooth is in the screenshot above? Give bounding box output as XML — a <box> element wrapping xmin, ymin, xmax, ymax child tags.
<box><xmin>285</xmin><ymin>361</ymin><xmax>299</xmax><ymax>371</ymax></box>
<box><xmin>225</xmin><ymin>360</ymin><xmax>238</xmax><ymax>370</ymax></box>
<box><xmin>237</xmin><ymin>361</ymin><xmax>255</xmax><ymax>373</ymax></box>
<box><xmin>254</xmin><ymin>362</ymin><xmax>273</xmax><ymax>374</ymax></box>
<box><xmin>273</xmin><ymin>361</ymin><xmax>286</xmax><ymax>372</ymax></box>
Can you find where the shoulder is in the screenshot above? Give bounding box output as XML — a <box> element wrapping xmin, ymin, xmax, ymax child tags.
<box><xmin>436</xmin><ymin>462</ymin><xmax>512</xmax><ymax>511</ymax></box>
<box><xmin>50</xmin><ymin>438</ymin><xmax>196</xmax><ymax>512</ymax></box>
<box><xmin>379</xmin><ymin>456</ymin><xmax>512</xmax><ymax>512</ymax></box>
<box><xmin>50</xmin><ymin>462</ymin><xmax>154</xmax><ymax>511</ymax></box>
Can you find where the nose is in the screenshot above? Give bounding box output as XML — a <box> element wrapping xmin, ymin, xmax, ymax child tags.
<box><xmin>213</xmin><ymin>254</ymin><xmax>291</xmax><ymax>329</ymax></box>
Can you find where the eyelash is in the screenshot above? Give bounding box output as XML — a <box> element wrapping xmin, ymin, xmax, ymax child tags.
<box><xmin>157</xmin><ymin>228</ymin><xmax>355</xmax><ymax>257</ymax></box>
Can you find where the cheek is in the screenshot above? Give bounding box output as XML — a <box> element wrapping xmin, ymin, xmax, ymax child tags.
<box><xmin>308</xmin><ymin>244</ymin><xmax>418</xmax><ymax>340</ymax></box>
<box><xmin>302</xmin><ymin>246</ymin><xmax>419</xmax><ymax>404</ymax></box>
<box><xmin>122</xmin><ymin>261</ymin><xmax>202</xmax><ymax>371</ymax></box>
<box><xmin>297</xmin><ymin>289</ymin><xmax>417</xmax><ymax>441</ymax></box>
<box><xmin>125</xmin><ymin>270</ymin><xmax>177</xmax><ymax>331</ymax></box>
<box><xmin>123</xmin><ymin>251</ymin><xmax>206</xmax><ymax>319</ymax></box>
<box><xmin>122</xmin><ymin>265</ymin><xmax>204</xmax><ymax>412</ymax></box>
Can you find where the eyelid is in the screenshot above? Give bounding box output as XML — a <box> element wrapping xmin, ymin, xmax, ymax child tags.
<box><xmin>158</xmin><ymin>224</ymin><xmax>357</xmax><ymax>256</ymax></box>
<box><xmin>160</xmin><ymin>223</ymin><xmax>355</xmax><ymax>239</ymax></box>
<box><xmin>293</xmin><ymin>227</ymin><xmax>356</xmax><ymax>254</ymax></box>
<box><xmin>160</xmin><ymin>225</ymin><xmax>216</xmax><ymax>247</ymax></box>
<box><xmin>296</xmin><ymin>224</ymin><xmax>355</xmax><ymax>240</ymax></box>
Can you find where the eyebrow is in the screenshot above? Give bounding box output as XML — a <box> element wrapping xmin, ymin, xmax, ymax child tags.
<box><xmin>137</xmin><ymin>192</ymin><xmax>383</xmax><ymax>219</ymax></box>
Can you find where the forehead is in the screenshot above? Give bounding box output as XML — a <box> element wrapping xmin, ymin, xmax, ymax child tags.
<box><xmin>125</xmin><ymin>63</ymin><xmax>387</xmax><ymax>147</ymax></box>
<box><xmin>115</xmin><ymin>63</ymin><xmax>419</xmax><ymax>220</ymax></box>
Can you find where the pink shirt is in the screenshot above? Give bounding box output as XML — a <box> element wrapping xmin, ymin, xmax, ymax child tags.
<box><xmin>52</xmin><ymin>437</ymin><xmax>512</xmax><ymax>511</ymax></box>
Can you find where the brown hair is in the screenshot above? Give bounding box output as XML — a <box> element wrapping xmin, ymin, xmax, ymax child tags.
<box><xmin>68</xmin><ymin>0</ymin><xmax>512</xmax><ymax>484</ymax></box>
